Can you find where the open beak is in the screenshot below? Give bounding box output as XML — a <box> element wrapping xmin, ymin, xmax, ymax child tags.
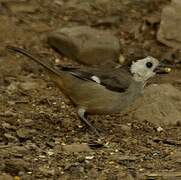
<box><xmin>154</xmin><ymin>62</ymin><xmax>172</xmax><ymax>74</ymax></box>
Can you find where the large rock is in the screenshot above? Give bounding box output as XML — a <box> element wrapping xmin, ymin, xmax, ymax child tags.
<box><xmin>47</xmin><ymin>26</ymin><xmax>120</xmax><ymax>66</ymax></box>
<box><xmin>157</xmin><ymin>0</ymin><xmax>181</xmax><ymax>48</ymax></box>
<box><xmin>127</xmin><ymin>84</ymin><xmax>181</xmax><ymax>126</ymax></box>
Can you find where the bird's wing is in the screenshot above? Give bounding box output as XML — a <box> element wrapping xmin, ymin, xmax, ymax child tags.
<box><xmin>60</xmin><ymin>66</ymin><xmax>132</xmax><ymax>92</ymax></box>
<box><xmin>7</xmin><ymin>46</ymin><xmax>132</xmax><ymax>93</ymax></box>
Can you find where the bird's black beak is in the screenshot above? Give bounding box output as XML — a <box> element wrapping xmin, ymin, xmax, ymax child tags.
<box><xmin>154</xmin><ymin>62</ymin><xmax>172</xmax><ymax>74</ymax></box>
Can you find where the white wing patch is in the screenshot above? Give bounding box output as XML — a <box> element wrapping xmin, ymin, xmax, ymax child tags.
<box><xmin>91</xmin><ymin>75</ymin><xmax>101</xmax><ymax>84</ymax></box>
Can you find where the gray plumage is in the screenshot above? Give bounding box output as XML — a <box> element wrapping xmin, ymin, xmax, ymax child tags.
<box><xmin>7</xmin><ymin>46</ymin><xmax>161</xmax><ymax>135</ymax></box>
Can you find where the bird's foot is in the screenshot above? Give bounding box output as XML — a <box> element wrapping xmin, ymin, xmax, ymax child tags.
<box><xmin>77</xmin><ymin>108</ymin><xmax>100</xmax><ymax>136</ymax></box>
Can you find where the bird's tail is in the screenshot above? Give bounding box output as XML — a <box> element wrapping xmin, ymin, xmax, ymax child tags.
<box><xmin>7</xmin><ymin>46</ymin><xmax>63</xmax><ymax>77</ymax></box>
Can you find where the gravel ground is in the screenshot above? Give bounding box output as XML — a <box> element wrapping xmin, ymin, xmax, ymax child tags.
<box><xmin>0</xmin><ymin>0</ymin><xmax>181</xmax><ymax>179</ymax></box>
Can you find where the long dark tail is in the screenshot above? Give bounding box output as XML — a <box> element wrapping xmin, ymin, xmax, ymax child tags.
<box><xmin>7</xmin><ymin>46</ymin><xmax>62</xmax><ymax>77</ymax></box>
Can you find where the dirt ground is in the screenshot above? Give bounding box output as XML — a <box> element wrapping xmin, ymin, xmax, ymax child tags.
<box><xmin>0</xmin><ymin>0</ymin><xmax>181</xmax><ymax>179</ymax></box>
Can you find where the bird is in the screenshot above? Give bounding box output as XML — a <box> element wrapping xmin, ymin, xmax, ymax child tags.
<box><xmin>7</xmin><ymin>46</ymin><xmax>165</xmax><ymax>135</ymax></box>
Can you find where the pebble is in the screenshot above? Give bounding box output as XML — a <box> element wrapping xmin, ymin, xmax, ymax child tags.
<box><xmin>2</xmin><ymin>122</ymin><xmax>15</xmax><ymax>130</ymax></box>
<box><xmin>4</xmin><ymin>133</ymin><xmax>18</xmax><ymax>142</ymax></box>
<box><xmin>62</xmin><ymin>143</ymin><xmax>91</xmax><ymax>152</ymax></box>
<box><xmin>16</xmin><ymin>128</ymin><xmax>30</xmax><ymax>139</ymax></box>
<box><xmin>85</xmin><ymin>156</ymin><xmax>94</xmax><ymax>160</ymax></box>
<box><xmin>157</xmin><ymin>126</ymin><xmax>164</xmax><ymax>132</ymax></box>
<box><xmin>118</xmin><ymin>54</ymin><xmax>125</xmax><ymax>65</ymax></box>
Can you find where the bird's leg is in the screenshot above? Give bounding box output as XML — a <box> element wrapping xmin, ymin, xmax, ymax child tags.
<box><xmin>77</xmin><ymin>108</ymin><xmax>100</xmax><ymax>136</ymax></box>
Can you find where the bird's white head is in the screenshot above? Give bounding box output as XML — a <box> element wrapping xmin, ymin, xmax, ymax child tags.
<box><xmin>130</xmin><ymin>56</ymin><xmax>159</xmax><ymax>82</ymax></box>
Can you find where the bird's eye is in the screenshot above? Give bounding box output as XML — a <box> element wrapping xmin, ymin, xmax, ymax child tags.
<box><xmin>146</xmin><ymin>62</ymin><xmax>153</xmax><ymax>68</ymax></box>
